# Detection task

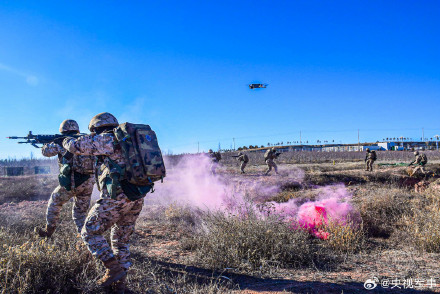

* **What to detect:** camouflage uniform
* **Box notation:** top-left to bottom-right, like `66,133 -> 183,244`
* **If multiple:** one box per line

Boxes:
208,150 -> 220,175
63,132 -> 145,271
41,143 -> 95,234
38,120 -> 95,237
364,149 -> 377,172
410,152 -> 427,176
237,153 -> 249,173
264,148 -> 279,175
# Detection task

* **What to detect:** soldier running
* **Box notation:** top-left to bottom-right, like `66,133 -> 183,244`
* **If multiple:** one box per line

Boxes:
408,151 -> 428,176
364,148 -> 377,172
264,147 -> 280,175
35,120 -> 95,238
236,152 -> 249,174
63,112 -> 156,292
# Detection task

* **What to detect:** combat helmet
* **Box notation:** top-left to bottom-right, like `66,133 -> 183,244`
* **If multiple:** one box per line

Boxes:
271,147 -> 276,152
208,149 -> 213,153
88,112 -> 119,132
59,119 -> 79,134
414,151 -> 419,156
366,148 -> 370,152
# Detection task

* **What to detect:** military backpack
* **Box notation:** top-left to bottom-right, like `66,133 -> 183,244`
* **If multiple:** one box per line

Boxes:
113,123 -> 166,186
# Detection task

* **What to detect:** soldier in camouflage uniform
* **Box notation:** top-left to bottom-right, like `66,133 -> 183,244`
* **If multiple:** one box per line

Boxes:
63,112 -> 151,292
36,120 -> 95,238
409,151 -> 428,176
236,152 -> 249,174
208,149 -> 221,175
264,147 -> 279,175
364,148 -> 377,172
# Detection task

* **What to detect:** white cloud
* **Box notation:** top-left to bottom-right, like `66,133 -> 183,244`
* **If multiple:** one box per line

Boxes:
0,62 -> 39,86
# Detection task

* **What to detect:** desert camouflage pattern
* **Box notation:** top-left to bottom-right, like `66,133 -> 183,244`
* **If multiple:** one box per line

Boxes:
414,153 -> 427,166
365,159 -> 374,172
63,133 -> 125,193
237,154 -> 249,163
240,161 -> 248,173
81,194 -> 144,269
366,152 -> 376,160
42,142 -> 95,174
41,142 -> 95,233
42,143 -> 64,158
237,154 -> 249,173
409,153 -> 428,176
411,165 -> 426,176
59,119 -> 80,133
88,112 -> 119,131
63,133 -> 147,270
114,123 -> 166,185
365,151 -> 376,172
46,177 -> 94,233
264,158 -> 278,175
264,149 -> 277,161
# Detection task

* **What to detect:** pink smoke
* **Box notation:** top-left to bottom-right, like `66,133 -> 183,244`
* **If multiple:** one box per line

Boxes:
152,155 -> 360,240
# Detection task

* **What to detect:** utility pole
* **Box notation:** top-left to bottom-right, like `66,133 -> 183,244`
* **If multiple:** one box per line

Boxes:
422,128 -> 424,141
300,131 -> 302,145
233,138 -> 235,150
358,129 -> 360,152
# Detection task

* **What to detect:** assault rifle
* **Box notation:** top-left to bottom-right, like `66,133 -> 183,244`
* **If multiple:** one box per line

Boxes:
231,155 -> 240,158
275,152 -> 281,158
7,131 -> 85,148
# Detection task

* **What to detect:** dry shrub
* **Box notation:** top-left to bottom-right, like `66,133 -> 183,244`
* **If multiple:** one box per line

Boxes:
402,180 -> 440,252
164,203 -> 199,226
0,203 -> 234,293
356,185 -> 412,238
323,219 -> 365,254
185,208 -> 338,272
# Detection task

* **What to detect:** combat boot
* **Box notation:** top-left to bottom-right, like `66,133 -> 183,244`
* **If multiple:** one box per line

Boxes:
35,225 -> 55,238
98,257 -> 126,288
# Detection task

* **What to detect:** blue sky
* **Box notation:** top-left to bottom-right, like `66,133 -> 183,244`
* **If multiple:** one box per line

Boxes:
0,0 -> 439,158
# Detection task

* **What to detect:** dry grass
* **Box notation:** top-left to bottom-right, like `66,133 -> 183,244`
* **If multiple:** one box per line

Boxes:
355,185 -> 413,238
323,219 -> 365,254
2,160 -> 440,292
0,203 -> 235,294
0,175 -> 58,204
183,208 -> 342,273
402,179 -> 440,253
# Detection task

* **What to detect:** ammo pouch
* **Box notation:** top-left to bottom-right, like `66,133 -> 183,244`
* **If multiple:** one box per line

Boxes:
58,164 -> 72,191
99,158 -> 153,201
58,164 -> 91,191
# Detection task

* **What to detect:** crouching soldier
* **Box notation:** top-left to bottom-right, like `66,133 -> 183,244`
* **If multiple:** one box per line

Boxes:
409,151 -> 428,176
264,147 -> 280,175
63,112 -> 164,292
236,152 -> 249,174
36,119 -> 94,238
364,148 -> 377,172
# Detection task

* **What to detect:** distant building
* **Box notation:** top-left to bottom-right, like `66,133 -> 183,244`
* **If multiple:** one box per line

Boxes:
34,166 -> 51,174
5,167 -> 24,176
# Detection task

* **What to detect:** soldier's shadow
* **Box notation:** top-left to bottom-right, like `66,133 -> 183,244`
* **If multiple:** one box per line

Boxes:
128,253 -> 435,293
